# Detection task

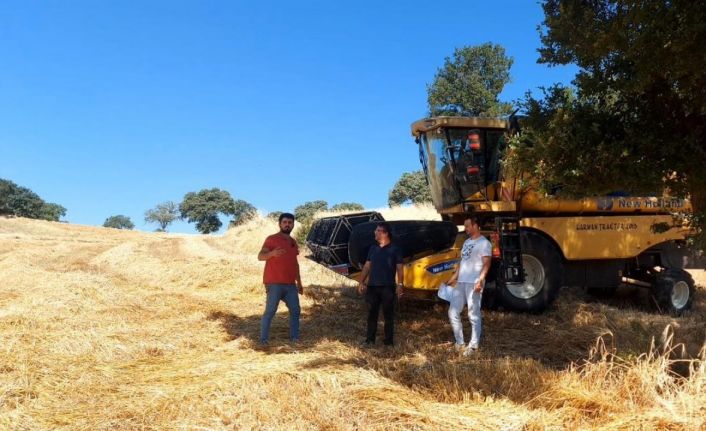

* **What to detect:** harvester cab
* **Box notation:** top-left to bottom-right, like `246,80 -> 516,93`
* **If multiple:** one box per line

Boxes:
414,117 -> 509,213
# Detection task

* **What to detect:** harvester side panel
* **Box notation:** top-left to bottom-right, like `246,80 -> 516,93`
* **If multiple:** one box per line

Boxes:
520,215 -> 688,260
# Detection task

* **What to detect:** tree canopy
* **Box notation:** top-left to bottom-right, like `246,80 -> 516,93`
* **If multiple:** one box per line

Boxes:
294,200 -> 328,222
38,203 -> 67,222
427,43 -> 513,117
331,202 -> 364,212
388,171 -> 432,207
145,201 -> 179,232
180,188 -> 234,234
228,199 -> 257,227
266,211 -> 283,220
0,178 -> 66,221
103,215 -> 134,230
508,0 -> 706,236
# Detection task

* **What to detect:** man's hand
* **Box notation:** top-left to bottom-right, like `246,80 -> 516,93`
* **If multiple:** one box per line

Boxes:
270,247 -> 286,258
474,280 -> 484,293
448,275 -> 458,286
396,285 -> 404,299
296,280 -> 303,295
358,282 -> 367,295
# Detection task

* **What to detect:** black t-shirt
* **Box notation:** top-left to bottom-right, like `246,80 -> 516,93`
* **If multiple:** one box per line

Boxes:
366,243 -> 403,287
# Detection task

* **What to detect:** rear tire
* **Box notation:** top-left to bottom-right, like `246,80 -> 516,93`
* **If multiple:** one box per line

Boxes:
498,230 -> 563,312
651,268 -> 694,316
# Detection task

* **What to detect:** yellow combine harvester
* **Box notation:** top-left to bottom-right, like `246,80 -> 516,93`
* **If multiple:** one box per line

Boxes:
307,116 -> 703,315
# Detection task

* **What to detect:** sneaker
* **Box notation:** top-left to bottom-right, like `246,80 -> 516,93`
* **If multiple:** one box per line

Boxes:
361,339 -> 374,348
453,343 -> 465,352
463,346 -> 478,357
290,338 -> 300,344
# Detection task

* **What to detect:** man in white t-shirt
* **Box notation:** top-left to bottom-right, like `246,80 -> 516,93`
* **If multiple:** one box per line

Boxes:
446,216 -> 492,356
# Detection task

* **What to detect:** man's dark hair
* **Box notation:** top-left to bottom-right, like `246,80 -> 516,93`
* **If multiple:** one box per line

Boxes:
377,222 -> 393,241
464,215 -> 480,225
279,212 -> 295,223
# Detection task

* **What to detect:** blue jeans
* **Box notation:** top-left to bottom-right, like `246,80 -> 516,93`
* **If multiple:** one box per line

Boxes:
260,284 -> 300,343
448,282 -> 482,348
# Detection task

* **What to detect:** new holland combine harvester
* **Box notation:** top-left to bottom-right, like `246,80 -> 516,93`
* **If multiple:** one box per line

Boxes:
307,116 -> 703,315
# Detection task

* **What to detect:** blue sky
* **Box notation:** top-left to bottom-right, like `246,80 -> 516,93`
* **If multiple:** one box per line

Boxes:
0,1 -> 577,233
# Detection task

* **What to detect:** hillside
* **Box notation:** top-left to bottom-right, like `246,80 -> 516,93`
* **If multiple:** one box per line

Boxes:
1,210 -> 705,430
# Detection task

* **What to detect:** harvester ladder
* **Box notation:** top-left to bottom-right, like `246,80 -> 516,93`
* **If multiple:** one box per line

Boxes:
496,217 -> 525,284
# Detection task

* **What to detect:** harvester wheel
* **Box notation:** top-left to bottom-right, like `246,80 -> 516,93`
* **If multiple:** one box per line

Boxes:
498,230 -> 563,312
650,268 -> 694,316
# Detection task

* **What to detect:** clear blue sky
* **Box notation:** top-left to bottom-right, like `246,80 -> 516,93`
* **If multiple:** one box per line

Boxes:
0,1 -> 577,233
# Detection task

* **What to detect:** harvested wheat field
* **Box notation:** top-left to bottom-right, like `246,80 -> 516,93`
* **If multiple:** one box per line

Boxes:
1,208 -> 705,430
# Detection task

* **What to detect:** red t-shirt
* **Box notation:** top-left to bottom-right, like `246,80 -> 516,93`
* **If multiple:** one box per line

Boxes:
262,233 -> 300,284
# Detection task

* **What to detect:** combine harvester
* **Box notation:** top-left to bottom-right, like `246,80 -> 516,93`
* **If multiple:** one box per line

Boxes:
307,116 -> 703,315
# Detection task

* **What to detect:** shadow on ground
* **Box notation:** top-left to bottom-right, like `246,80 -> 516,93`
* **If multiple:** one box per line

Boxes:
207,283 -> 706,404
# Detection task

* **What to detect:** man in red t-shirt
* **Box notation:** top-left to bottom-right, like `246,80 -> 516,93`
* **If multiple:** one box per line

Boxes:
257,212 -> 303,345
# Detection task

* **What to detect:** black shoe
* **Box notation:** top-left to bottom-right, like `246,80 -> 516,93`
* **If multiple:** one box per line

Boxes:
361,339 -> 374,347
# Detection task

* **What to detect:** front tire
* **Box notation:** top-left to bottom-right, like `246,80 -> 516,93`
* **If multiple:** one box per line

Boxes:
651,268 -> 694,316
498,230 -> 563,312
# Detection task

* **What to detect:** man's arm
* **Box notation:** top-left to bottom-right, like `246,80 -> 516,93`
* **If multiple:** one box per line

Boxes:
258,245 -> 285,261
475,256 -> 492,292
447,243 -> 465,285
357,261 -> 371,294
257,246 -> 270,261
447,262 -> 460,286
396,263 -> 404,298
295,260 -> 303,294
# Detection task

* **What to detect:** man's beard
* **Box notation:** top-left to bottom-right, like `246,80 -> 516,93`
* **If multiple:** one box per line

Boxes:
280,227 -> 292,235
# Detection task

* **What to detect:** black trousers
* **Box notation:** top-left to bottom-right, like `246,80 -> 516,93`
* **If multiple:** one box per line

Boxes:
365,285 -> 395,345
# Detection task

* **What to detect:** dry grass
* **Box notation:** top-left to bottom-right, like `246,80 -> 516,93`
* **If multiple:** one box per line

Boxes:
1,210 -> 705,430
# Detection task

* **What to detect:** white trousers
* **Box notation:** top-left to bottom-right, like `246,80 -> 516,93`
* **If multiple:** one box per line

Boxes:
447,282 -> 482,348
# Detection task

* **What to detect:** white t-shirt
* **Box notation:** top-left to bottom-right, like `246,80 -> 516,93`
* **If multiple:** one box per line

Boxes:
458,235 -> 492,283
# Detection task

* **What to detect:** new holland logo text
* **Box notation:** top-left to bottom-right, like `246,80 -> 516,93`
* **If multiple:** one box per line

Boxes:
426,260 -> 458,274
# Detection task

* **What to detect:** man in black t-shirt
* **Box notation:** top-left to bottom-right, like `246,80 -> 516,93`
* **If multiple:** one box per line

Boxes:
357,222 -> 404,346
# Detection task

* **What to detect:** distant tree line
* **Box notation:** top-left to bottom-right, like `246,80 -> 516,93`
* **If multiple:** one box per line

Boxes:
1,176 -> 429,235
103,188 -> 257,233
138,188 -> 255,234
0,178 -> 66,221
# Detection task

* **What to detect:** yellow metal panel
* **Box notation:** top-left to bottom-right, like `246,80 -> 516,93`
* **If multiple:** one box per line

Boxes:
403,234 -> 465,290
466,201 -> 517,212
438,204 -> 465,215
520,191 -> 691,214
521,215 -> 689,260
403,250 -> 459,290
439,201 -> 517,214
411,116 -> 508,136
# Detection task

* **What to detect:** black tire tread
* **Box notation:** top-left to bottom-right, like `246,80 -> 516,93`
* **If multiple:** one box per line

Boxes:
498,229 -> 564,312
651,268 -> 695,316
